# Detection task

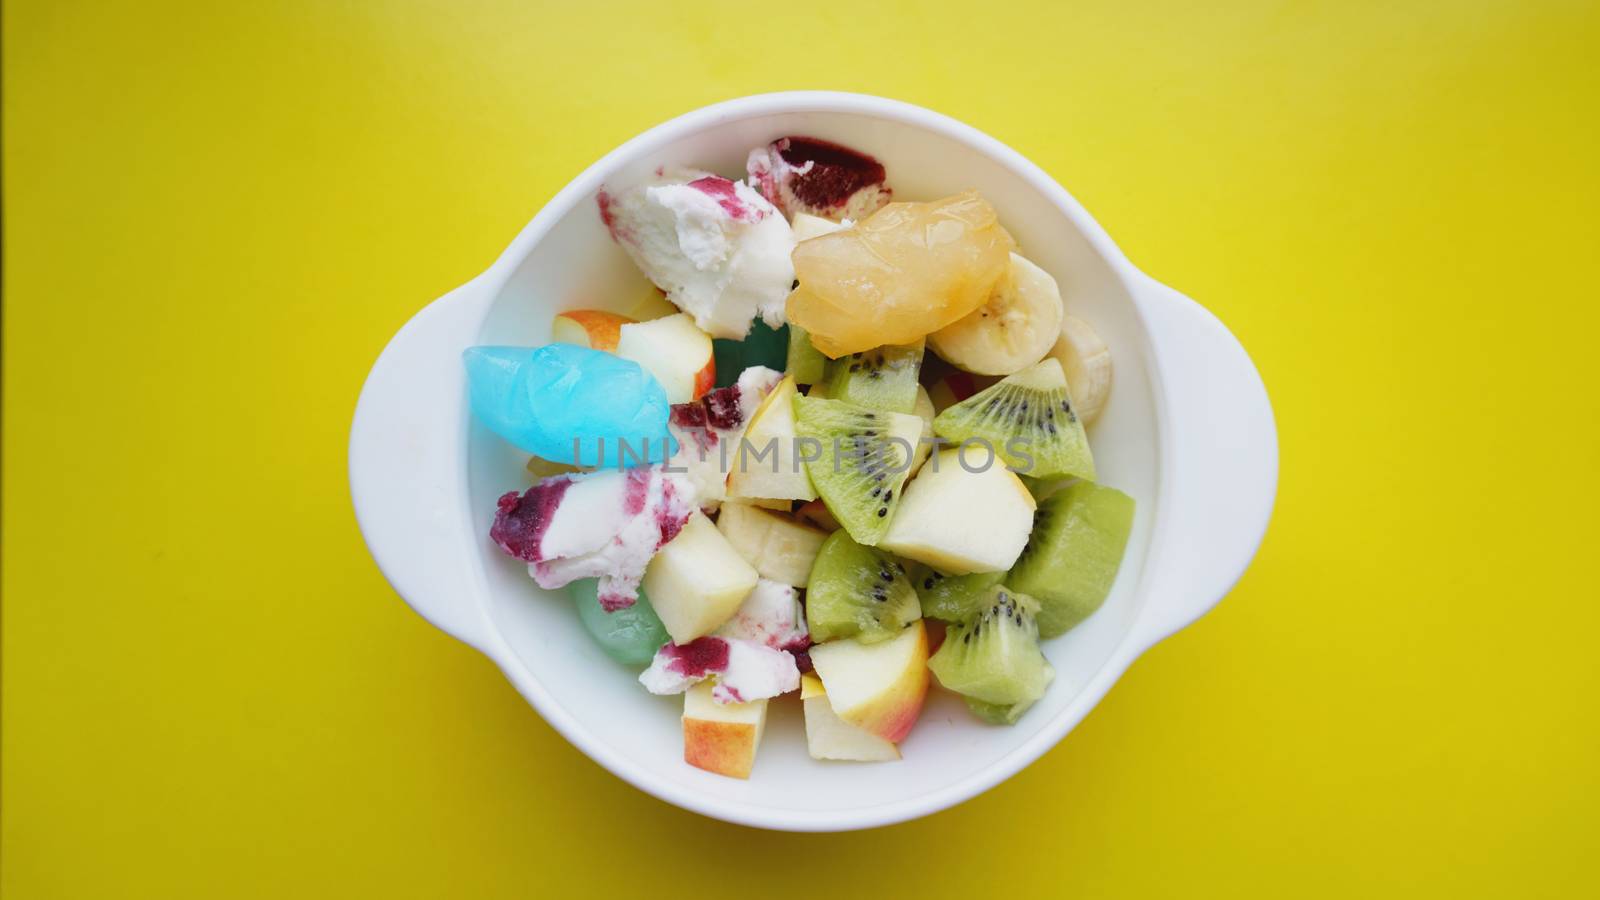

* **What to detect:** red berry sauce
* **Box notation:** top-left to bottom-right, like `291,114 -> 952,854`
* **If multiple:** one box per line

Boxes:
597,588 -> 636,613
656,478 -> 687,547
596,190 -> 617,233
489,476 -> 574,562
661,636 -> 731,678
621,467 -> 651,516
781,635 -> 814,674
669,403 -> 714,454
687,175 -> 762,222
773,136 -> 888,212
699,383 -> 745,431
596,189 -> 632,244
669,403 -> 709,430
669,383 -> 745,453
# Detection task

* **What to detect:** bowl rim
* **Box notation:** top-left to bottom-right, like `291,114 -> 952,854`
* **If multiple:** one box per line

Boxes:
354,90 -> 1270,831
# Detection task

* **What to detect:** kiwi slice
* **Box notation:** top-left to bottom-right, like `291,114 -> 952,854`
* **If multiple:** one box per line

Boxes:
927,585 -> 1054,709
806,530 -> 922,643
1007,480 -> 1135,638
964,697 -> 1033,725
787,324 -> 828,385
1018,474 -> 1072,502
793,395 -> 923,545
912,568 -> 1006,622
822,340 -> 924,413
931,358 -> 1094,481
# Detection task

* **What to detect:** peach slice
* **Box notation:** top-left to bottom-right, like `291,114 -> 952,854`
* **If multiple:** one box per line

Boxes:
788,191 -> 1015,357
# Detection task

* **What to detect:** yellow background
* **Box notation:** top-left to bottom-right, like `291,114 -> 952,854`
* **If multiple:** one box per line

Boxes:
5,0 -> 1597,895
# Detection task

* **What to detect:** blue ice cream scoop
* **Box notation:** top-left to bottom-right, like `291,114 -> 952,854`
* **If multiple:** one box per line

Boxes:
463,344 -> 673,467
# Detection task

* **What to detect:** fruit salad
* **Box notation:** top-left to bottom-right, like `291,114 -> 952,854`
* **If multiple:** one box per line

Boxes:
466,137 -> 1133,780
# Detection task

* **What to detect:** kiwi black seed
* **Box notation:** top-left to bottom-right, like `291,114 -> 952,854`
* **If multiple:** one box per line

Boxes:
794,396 -> 923,545
932,358 -> 1096,481
914,569 -> 1008,622
822,340 -> 924,414
926,585 -> 1054,714
806,529 -> 923,643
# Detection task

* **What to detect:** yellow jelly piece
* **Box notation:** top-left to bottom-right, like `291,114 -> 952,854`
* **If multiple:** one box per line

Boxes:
787,190 -> 1015,358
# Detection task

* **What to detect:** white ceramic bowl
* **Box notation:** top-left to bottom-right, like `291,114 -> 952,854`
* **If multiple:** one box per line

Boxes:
349,92 -> 1277,831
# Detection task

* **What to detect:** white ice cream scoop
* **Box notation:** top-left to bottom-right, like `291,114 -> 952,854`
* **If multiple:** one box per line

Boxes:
598,168 -> 794,340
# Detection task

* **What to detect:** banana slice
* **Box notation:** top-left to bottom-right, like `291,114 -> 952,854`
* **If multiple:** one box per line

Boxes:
1047,315 -> 1113,424
926,253 -> 1063,376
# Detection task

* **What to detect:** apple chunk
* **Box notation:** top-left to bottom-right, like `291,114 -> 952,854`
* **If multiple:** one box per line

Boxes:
801,674 -> 900,762
616,312 -> 715,403
551,309 -> 634,352
808,621 -> 929,743
725,375 -> 817,502
682,682 -> 768,779
716,502 -> 828,587
790,212 -> 848,242
641,512 -> 758,644
878,449 -> 1036,574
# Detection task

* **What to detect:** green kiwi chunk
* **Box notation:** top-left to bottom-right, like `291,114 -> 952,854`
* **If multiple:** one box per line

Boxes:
1007,480 -> 1135,638
806,530 -> 922,643
822,340 -> 924,413
1018,474 -> 1073,502
912,567 -> 1006,622
787,324 -> 828,385
931,358 -> 1094,480
793,395 -> 923,545
964,697 -> 1033,725
927,585 -> 1054,708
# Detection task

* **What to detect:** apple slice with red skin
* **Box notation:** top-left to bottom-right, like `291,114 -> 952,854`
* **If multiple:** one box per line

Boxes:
617,313 -> 715,403
551,309 -> 634,352
801,674 -> 900,762
682,682 -> 767,779
808,620 -> 930,743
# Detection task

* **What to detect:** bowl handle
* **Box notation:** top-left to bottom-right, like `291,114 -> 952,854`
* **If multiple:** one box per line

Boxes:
1128,274 -> 1278,647
349,275 -> 499,651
